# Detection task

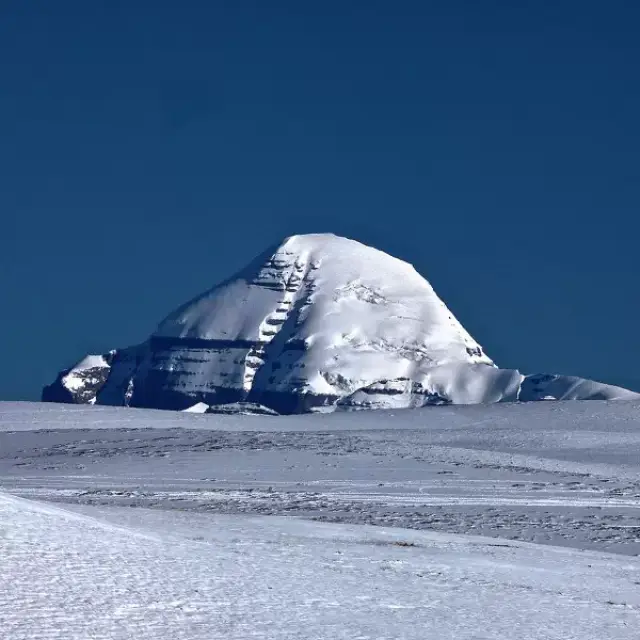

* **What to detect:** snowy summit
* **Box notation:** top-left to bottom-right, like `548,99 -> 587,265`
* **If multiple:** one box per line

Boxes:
43,233 -> 638,413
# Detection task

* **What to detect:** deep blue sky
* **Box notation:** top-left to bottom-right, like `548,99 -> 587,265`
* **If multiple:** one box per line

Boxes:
2,0 -> 639,400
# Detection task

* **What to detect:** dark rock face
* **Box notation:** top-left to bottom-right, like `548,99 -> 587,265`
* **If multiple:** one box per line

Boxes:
41,338 -> 336,414
96,345 -> 147,407
42,337 -> 347,414
126,337 -> 251,410
93,336 -> 339,413
41,376 -> 76,404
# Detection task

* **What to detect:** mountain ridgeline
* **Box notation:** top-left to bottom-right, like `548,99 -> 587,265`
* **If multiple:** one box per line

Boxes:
43,234 -> 639,414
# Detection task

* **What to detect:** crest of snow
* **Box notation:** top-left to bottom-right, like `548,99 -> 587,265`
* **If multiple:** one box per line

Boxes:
73,355 -> 109,370
182,402 -> 210,413
62,354 -> 110,392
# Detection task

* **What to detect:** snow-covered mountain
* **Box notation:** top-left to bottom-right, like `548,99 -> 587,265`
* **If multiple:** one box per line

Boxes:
43,234 -> 639,413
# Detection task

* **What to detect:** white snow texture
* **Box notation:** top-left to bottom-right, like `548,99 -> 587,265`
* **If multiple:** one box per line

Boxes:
1,400 -> 640,639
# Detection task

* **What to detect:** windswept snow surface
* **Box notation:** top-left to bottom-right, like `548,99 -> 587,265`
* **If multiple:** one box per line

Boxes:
2,493 -> 639,640
1,401 -> 640,638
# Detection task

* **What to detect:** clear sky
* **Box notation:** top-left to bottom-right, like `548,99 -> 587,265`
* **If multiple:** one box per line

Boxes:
2,0 -> 639,400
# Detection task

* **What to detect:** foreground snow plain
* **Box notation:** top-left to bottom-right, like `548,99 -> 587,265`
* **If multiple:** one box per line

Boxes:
1,400 -> 640,638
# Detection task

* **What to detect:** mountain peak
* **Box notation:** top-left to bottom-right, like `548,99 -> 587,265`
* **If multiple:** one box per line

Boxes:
154,232 -> 490,371
43,234 -> 639,413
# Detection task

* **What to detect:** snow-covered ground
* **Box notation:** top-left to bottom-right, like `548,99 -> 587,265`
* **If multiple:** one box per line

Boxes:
2,493 -> 639,640
1,400 -> 639,638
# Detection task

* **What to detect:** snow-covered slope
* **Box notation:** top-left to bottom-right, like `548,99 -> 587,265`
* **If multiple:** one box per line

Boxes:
2,492 -> 639,640
157,233 -> 491,364
4,399 -> 640,556
43,234 -> 639,412
337,365 -> 640,409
